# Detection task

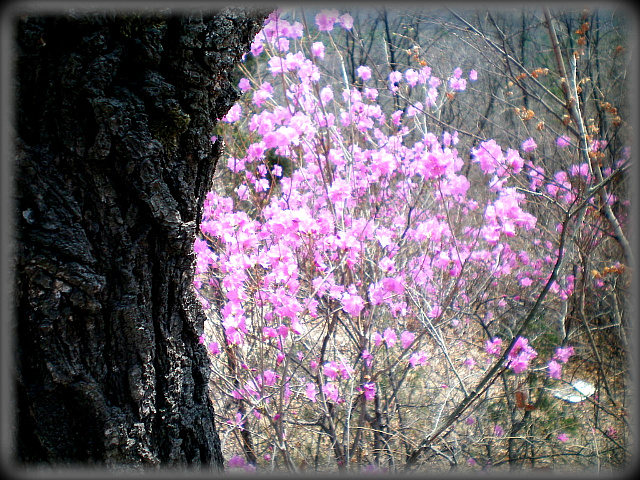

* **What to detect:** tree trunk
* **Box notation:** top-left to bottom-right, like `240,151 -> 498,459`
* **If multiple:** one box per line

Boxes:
13,7 -> 269,469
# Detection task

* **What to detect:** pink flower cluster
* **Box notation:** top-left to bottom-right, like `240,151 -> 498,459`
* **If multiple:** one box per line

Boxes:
547,345 -> 575,379
315,9 -> 353,32
506,337 -> 538,374
192,10 -> 621,459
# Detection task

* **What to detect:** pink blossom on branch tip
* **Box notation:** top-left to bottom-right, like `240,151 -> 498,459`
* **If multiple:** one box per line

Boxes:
357,65 -> 372,82
556,135 -> 571,148
311,41 -> 325,59
341,290 -> 365,316
485,337 -> 502,356
315,9 -> 340,32
521,137 -> 537,152
338,13 -> 354,29
408,351 -> 428,367
305,382 -> 317,402
362,382 -> 376,401
322,382 -> 340,402
553,345 -> 574,363
228,455 -> 246,468
238,78 -> 251,92
383,327 -> 397,348
208,342 -> 221,355
507,336 -> 537,374
400,330 -> 415,349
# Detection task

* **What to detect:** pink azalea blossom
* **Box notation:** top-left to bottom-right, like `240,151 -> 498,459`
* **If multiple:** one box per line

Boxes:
391,110 -> 403,126
341,290 -> 365,316
388,70 -> 403,92
338,13 -> 354,29
316,9 -> 340,32
290,21 -> 304,38
263,129 -> 291,149
364,87 -> 378,100
290,318 -> 306,335
250,36 -> 264,57
275,37 -> 289,52
448,76 -> 467,91
262,326 -> 277,339
362,382 -> 376,401
521,137 -> 537,152
238,78 -> 251,92
485,337 -> 502,356
268,55 -> 286,75
405,68 -> 419,87
507,336 -> 538,374
320,85 -> 333,105
228,455 -> 246,468
505,149 -> 524,173
357,65 -> 372,82
556,135 -> 571,148
262,369 -> 277,386
221,103 -> 242,123
311,41 -> 325,58
408,351 -> 428,367
361,349 -> 373,367
189,13 -> 621,459
277,324 -> 289,338
520,277 -> 533,287
383,327 -> 397,348
406,102 -> 423,117
472,139 -> 503,175
339,360 -> 354,379
323,362 -> 339,380
400,330 -> 415,349
547,360 -> 562,379
305,382 -> 317,402
428,304 -> 442,318
553,345 -> 575,363
253,82 -> 273,106
323,382 -> 339,402
208,342 -> 221,355
378,256 -> 395,273
231,390 -> 244,400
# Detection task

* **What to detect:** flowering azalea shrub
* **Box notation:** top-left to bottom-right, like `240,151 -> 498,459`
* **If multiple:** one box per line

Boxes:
194,8 -> 630,473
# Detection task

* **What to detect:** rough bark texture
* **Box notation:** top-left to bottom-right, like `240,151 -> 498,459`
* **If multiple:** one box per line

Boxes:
14,7 -> 269,469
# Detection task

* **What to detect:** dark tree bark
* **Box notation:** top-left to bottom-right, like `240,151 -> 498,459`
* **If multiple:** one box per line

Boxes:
13,7 -> 269,469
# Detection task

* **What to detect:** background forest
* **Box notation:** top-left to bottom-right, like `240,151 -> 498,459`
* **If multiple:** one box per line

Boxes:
193,5 -> 633,474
